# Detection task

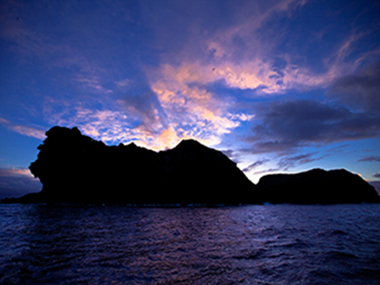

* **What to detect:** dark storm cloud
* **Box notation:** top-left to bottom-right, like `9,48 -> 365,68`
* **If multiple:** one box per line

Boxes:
373,173 -> 380,179
330,62 -> 380,112
247,99 -> 380,154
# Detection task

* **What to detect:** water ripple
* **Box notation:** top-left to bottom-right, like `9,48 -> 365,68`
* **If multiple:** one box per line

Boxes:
0,204 -> 380,284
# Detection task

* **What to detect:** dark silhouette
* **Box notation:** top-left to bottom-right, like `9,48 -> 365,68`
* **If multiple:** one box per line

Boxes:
1,126 -> 379,205
256,168 -> 380,204
2,126 -> 258,205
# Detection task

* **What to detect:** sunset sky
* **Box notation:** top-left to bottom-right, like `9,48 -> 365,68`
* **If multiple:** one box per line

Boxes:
1,0 -> 380,198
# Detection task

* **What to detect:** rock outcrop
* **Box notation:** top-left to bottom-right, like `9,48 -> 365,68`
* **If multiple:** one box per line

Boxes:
256,168 -> 380,204
3,126 -> 258,205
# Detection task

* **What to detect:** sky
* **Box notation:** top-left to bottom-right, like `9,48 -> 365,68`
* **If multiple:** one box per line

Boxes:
1,0 -> 380,198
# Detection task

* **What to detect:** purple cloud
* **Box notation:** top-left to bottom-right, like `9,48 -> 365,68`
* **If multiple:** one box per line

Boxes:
119,90 -> 166,133
330,62 -> 380,112
358,156 -> 380,162
242,159 -> 270,172
246,99 -> 380,154
252,168 -> 280,176
277,153 -> 324,170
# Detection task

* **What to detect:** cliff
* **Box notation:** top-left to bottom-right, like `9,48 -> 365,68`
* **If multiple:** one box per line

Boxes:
256,168 -> 380,204
3,126 -> 258,205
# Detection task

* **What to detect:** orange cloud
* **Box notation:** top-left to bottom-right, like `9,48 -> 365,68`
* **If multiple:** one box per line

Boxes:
153,125 -> 181,150
149,62 -> 253,148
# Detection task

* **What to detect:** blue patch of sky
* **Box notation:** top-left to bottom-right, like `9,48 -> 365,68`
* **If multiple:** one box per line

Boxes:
264,0 -> 377,73
0,127 -> 41,169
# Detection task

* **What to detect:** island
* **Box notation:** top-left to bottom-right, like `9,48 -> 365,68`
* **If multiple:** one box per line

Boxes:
1,126 -> 379,205
256,168 -> 380,204
2,126 -> 259,205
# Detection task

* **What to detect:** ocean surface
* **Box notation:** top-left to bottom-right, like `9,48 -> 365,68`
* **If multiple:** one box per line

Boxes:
0,204 -> 379,285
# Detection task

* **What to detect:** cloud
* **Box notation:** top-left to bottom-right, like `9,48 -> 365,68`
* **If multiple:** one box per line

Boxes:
374,173 -> 380,179
6,0 -> 379,157
139,0 -> 337,110
252,168 -> 281,176
138,0 -> 377,124
75,74 -> 113,94
119,90 -> 165,133
0,168 -> 41,199
197,0 -> 380,99
148,63 -> 254,148
0,168 -> 34,178
196,0 -> 353,95
242,159 -> 270,172
358,156 -> 380,163
43,100 -> 245,151
115,79 -> 131,88
35,57 -> 255,151
330,62 -> 380,112
47,107 -> 134,145
246,99 -> 380,154
0,118 -> 45,140
208,61 -> 334,94
277,153 -> 324,170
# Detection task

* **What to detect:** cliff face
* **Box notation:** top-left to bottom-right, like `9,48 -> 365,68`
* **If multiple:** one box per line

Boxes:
257,168 -> 380,204
23,126 -> 258,205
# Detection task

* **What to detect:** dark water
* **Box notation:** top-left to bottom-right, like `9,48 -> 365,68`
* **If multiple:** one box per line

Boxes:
1,204 -> 379,284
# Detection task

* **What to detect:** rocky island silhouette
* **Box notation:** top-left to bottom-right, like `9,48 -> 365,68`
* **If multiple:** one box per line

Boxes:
2,126 -> 379,205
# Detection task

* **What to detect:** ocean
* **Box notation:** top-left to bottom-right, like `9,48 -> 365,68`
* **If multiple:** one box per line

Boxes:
1,203 -> 379,284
